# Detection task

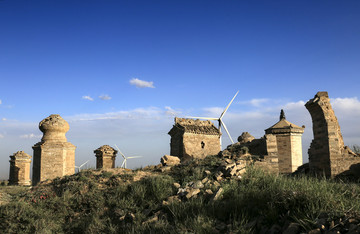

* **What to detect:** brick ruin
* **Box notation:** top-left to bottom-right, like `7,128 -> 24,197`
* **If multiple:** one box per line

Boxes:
8,151 -> 32,186
306,91 -> 360,177
32,114 -> 76,185
94,145 -> 117,169
220,110 -> 304,174
168,118 -> 221,161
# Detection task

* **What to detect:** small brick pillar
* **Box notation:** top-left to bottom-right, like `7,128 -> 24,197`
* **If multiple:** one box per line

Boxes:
32,114 -> 76,185
94,145 -> 117,169
8,151 -> 32,186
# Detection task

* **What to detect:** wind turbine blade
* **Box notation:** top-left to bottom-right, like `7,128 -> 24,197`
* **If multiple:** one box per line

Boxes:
186,116 -> 219,120
121,159 -> 126,168
80,160 -> 89,168
114,144 -> 126,158
127,156 -> 142,159
220,91 -> 239,119
221,120 -> 234,144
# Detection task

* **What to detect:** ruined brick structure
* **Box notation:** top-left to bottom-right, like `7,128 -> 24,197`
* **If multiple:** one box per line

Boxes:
32,114 -> 76,185
265,110 -> 305,173
306,92 -> 360,177
8,151 -> 32,186
94,145 -> 117,169
168,118 -> 221,161
220,110 -> 304,174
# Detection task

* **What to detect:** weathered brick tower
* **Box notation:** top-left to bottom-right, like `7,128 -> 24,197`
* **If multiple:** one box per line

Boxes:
94,145 -> 117,169
32,114 -> 76,185
8,151 -> 32,186
265,110 -> 305,173
168,118 -> 221,161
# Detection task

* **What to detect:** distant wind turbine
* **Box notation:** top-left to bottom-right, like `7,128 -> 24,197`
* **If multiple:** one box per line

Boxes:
114,144 -> 142,169
187,91 -> 239,147
75,160 -> 89,173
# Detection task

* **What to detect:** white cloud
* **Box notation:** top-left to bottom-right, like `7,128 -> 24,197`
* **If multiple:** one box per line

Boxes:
165,106 -> 180,116
238,98 -> 270,107
202,107 -> 224,117
66,107 -> 167,122
99,95 -> 112,100
331,97 -> 360,116
0,134 -> 4,138
1,118 -> 6,121
82,95 -> 94,101
129,78 -> 155,88
20,133 -> 42,139
0,99 -> 2,104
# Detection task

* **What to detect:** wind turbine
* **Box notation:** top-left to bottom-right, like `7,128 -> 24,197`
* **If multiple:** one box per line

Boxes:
75,160 -> 89,173
187,91 -> 239,148
114,144 -> 142,169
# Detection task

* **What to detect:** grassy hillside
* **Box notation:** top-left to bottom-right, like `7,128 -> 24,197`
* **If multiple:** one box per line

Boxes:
1,155 -> 360,233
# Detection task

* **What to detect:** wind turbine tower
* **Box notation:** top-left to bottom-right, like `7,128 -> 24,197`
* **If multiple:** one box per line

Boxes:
114,144 -> 142,169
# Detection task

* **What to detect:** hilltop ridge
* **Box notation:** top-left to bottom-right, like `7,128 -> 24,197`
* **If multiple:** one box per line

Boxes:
1,154 -> 360,233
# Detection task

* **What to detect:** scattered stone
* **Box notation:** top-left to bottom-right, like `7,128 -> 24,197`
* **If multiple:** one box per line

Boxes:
210,187 -> 223,202
193,180 -> 204,189
166,195 -> 181,203
213,181 -> 221,187
177,188 -> 187,196
160,155 -> 181,166
225,158 -> 233,164
214,171 -> 223,181
204,170 -> 211,176
205,189 -> 213,195
185,188 -> 201,199
160,166 -> 172,172
173,182 -> 181,189
142,215 -> 158,224
201,177 -> 208,184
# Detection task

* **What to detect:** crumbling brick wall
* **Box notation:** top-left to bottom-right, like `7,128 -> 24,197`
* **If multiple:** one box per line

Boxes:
305,92 -> 360,177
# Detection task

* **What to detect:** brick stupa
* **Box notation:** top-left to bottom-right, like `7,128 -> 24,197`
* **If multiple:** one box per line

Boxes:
8,151 -> 32,186
32,114 -> 76,185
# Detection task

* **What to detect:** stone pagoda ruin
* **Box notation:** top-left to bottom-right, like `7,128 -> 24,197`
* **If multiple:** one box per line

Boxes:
306,91 -> 360,177
265,110 -> 305,173
168,117 -> 221,161
8,151 -> 32,186
220,110 -> 304,174
94,145 -> 118,169
32,114 -> 76,185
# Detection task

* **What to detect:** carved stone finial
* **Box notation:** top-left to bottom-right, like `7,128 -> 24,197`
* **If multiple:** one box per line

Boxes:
39,114 -> 69,142
280,109 -> 286,120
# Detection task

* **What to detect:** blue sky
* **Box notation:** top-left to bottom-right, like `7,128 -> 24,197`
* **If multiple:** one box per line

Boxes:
1,1 -> 360,179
